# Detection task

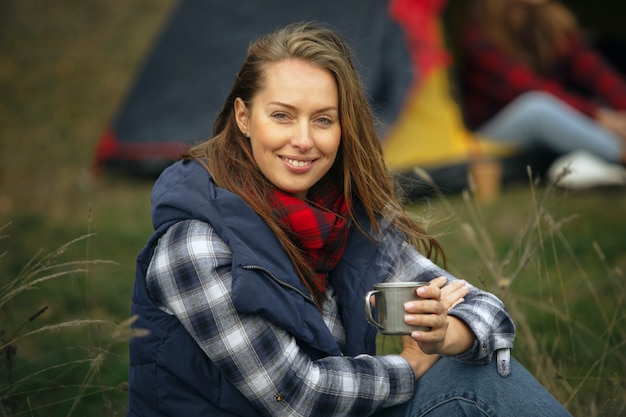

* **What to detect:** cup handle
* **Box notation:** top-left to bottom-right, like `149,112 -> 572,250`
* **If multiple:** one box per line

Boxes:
364,290 -> 384,330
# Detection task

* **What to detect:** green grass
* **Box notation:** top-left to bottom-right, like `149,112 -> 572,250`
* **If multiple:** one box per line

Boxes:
381,184 -> 626,415
1,1 -> 625,416
428,185 -> 625,414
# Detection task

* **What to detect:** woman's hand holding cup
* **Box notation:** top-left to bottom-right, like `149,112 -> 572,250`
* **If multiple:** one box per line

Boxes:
400,277 -> 475,378
402,277 -> 466,352
365,277 -> 475,379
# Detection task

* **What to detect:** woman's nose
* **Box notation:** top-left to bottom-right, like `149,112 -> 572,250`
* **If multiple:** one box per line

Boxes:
290,122 -> 314,151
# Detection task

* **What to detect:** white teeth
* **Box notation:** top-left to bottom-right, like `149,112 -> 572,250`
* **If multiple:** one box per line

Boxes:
283,157 -> 312,167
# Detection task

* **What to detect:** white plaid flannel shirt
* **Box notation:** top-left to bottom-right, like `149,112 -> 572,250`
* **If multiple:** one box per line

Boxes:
146,219 -> 515,416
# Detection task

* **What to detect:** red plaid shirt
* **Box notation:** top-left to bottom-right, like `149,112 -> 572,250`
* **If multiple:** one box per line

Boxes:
459,24 -> 626,130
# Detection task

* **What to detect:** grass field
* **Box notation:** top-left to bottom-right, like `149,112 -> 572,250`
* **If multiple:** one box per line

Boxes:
1,2 -> 625,416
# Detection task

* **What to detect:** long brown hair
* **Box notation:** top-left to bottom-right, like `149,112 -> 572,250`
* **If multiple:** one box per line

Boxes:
183,22 -> 443,307
469,0 -> 577,73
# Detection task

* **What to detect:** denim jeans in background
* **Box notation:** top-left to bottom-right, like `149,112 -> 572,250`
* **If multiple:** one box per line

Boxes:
375,356 -> 573,417
477,91 -> 624,163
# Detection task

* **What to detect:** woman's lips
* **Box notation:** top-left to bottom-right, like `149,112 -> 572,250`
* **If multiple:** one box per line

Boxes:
281,156 -> 315,168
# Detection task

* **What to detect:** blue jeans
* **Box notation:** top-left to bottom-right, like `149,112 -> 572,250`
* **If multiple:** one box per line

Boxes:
477,91 -> 624,163
375,356 -> 572,417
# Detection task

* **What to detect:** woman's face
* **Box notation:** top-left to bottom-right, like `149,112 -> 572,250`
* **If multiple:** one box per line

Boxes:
235,59 -> 341,199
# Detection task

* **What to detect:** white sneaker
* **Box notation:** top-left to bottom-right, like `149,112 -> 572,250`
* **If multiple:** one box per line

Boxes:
547,150 -> 626,190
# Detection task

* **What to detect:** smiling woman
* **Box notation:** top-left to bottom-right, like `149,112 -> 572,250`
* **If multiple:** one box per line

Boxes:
233,59 -> 341,199
127,22 -> 573,417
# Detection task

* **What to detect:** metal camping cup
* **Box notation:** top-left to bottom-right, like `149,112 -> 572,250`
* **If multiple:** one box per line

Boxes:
364,282 -> 429,335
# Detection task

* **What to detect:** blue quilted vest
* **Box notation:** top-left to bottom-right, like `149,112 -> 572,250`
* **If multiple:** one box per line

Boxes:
127,160 -> 389,416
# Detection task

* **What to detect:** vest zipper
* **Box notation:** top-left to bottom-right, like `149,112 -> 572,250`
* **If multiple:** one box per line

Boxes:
242,264 -> 316,304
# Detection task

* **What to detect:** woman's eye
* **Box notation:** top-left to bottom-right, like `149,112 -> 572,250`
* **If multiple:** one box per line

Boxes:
271,112 -> 290,121
317,116 -> 333,125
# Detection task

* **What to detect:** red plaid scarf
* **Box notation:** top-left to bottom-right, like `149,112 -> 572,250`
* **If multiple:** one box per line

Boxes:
270,182 -> 350,293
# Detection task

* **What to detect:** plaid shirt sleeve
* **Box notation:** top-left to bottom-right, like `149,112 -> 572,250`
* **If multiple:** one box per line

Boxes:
460,25 -> 626,127
559,34 -> 626,112
146,219 -> 415,417
385,240 -> 516,364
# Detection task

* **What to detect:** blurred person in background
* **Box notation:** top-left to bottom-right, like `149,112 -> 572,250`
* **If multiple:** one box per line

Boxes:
457,0 -> 626,188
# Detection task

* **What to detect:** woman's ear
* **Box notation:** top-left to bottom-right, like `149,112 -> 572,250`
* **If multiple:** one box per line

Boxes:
234,98 -> 249,137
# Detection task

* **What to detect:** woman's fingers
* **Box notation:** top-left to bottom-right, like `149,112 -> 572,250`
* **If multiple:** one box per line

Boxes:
441,280 -> 470,311
411,277 -> 469,310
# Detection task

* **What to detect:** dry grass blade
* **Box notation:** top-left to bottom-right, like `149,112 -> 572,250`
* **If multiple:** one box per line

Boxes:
0,320 -> 110,352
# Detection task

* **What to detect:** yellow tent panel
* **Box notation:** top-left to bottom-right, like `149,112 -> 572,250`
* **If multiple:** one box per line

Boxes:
382,59 -> 517,172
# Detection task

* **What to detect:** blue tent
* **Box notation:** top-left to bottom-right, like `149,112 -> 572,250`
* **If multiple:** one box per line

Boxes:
93,0 -> 412,176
